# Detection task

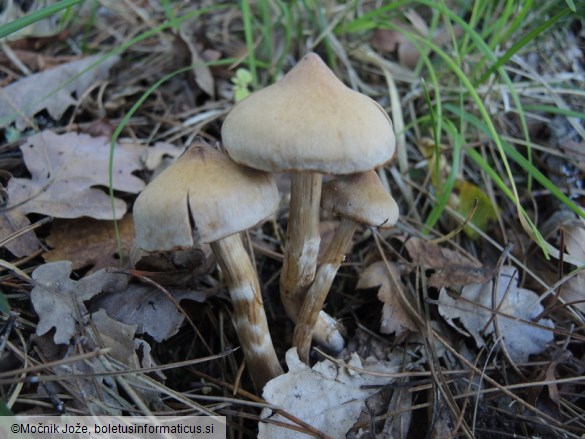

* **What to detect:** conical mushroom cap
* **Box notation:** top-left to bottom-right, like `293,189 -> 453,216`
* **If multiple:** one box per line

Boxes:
321,171 -> 399,228
134,142 -> 279,251
222,53 -> 395,174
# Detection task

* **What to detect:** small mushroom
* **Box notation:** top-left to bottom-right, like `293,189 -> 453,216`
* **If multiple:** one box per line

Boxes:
133,141 -> 283,389
222,53 -> 395,344
293,171 -> 399,362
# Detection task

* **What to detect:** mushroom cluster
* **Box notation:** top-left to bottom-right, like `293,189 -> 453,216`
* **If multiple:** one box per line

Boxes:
132,52 -> 398,391
222,53 -> 399,362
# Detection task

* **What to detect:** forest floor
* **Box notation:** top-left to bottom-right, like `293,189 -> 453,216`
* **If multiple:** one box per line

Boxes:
0,1 -> 584,438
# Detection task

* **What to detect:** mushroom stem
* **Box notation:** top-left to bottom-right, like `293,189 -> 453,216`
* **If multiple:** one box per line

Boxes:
280,173 -> 322,317
293,218 -> 358,363
210,234 -> 284,389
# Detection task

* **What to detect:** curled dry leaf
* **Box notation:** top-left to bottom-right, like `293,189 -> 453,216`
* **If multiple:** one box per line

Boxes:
0,55 -> 119,129
259,348 -> 400,439
438,265 -> 554,362
357,261 -> 417,336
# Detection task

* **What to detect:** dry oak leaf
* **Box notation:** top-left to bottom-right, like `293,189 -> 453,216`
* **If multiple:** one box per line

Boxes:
31,261 -> 128,344
438,265 -> 554,362
404,237 -> 492,288
5,130 -> 144,220
89,284 -> 206,342
357,261 -> 417,336
259,349 -> 400,439
43,216 -> 135,274
0,54 -> 119,129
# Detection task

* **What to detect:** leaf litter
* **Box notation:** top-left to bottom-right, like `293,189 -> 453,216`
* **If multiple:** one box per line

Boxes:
438,264 -> 554,363
259,348 -> 410,439
0,55 -> 120,129
0,3 -> 583,437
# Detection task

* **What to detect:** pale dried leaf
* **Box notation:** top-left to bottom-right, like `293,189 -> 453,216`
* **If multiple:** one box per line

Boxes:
561,275 -> 585,313
438,265 -> 554,362
0,55 -> 119,129
0,0 -> 63,39
259,349 -> 399,439
5,130 -> 144,219
560,220 -> 585,312
31,261 -> 128,344
90,285 -> 206,342
357,261 -> 417,335
179,22 -> 215,98
91,309 -> 138,367
139,141 -> 186,171
0,210 -> 40,257
564,220 -> 585,262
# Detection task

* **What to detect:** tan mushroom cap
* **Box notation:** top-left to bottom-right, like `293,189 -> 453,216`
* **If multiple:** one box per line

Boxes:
222,52 -> 396,174
134,142 -> 279,251
321,171 -> 399,228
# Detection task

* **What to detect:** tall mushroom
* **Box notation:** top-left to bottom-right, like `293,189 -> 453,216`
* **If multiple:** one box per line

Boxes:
222,53 -> 395,344
133,141 -> 283,389
293,171 -> 399,362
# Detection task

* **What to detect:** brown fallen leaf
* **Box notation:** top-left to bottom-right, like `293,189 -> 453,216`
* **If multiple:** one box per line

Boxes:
0,54 -> 119,129
43,216 -> 135,273
405,237 -> 480,269
429,265 -> 495,289
357,261 -> 417,336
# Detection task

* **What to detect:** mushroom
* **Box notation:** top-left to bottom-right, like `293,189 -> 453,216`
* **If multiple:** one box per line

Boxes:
293,171 -> 399,362
221,53 -> 395,345
133,141 -> 283,389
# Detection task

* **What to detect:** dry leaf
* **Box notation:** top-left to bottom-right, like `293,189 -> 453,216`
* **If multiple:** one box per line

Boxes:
404,238 -> 491,288
44,216 -> 136,273
259,349 -> 399,438
91,308 -> 139,367
140,142 -> 186,171
6,130 -> 144,219
0,210 -> 41,257
31,261 -> 128,344
438,265 -> 554,362
178,21 -> 215,98
405,237 -> 481,269
357,261 -> 417,336
561,220 -> 585,312
0,55 -> 119,129
90,284 -> 206,342
0,0 -> 64,40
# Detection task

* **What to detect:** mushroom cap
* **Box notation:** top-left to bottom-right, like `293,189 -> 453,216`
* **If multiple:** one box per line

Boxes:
222,52 -> 395,174
134,141 -> 279,251
321,171 -> 399,228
